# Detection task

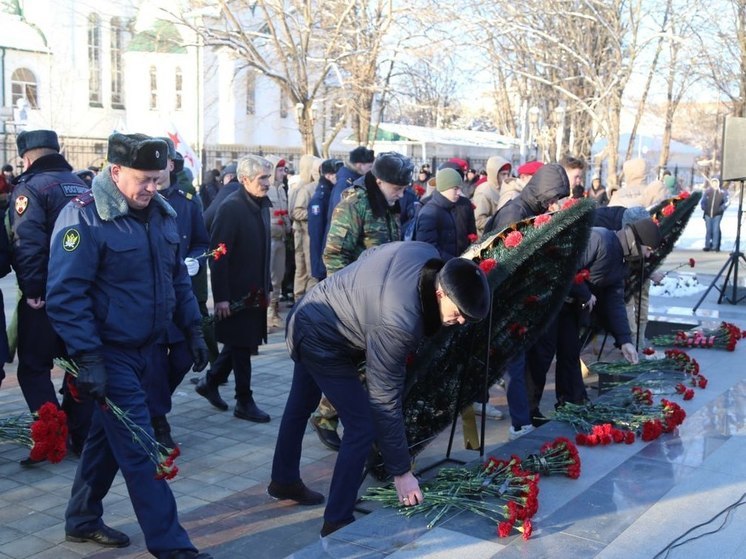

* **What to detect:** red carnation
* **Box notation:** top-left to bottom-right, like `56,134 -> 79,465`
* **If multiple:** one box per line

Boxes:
574,268 -> 590,284
688,258 -> 696,268
503,230 -> 523,248
562,198 -> 579,210
534,214 -> 552,228
661,203 -> 675,217
479,258 -> 497,273
467,233 -> 478,243
678,191 -> 691,199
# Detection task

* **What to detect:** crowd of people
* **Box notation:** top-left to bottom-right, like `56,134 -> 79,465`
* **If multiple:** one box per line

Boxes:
0,128 -> 682,555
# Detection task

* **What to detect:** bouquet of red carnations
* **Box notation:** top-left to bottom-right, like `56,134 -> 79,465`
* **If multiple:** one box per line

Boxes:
651,321 -> 745,351
0,402 -> 68,463
56,358 -> 179,480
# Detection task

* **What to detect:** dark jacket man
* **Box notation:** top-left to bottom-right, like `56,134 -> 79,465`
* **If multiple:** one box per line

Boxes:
9,129 -> 92,454
270,241 -> 491,538
415,174 -> 477,261
485,163 -> 571,234
46,133 -> 210,558
201,154 -> 273,424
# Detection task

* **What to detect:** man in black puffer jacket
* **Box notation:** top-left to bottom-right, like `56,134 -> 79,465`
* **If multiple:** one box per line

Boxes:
268,242 -> 491,538
484,157 -> 583,235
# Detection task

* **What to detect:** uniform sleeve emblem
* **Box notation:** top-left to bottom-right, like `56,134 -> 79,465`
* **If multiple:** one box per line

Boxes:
62,228 -> 81,251
15,195 -> 28,215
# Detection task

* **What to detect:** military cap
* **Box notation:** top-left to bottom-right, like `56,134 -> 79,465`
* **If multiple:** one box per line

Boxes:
157,136 -> 178,160
349,146 -> 375,164
372,152 -> 414,187
107,133 -> 168,171
17,129 -> 60,157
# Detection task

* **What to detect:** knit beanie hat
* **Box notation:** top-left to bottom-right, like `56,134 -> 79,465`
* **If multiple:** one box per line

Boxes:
436,168 -> 462,192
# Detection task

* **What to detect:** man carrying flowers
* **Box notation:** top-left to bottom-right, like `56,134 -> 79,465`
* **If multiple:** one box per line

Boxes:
46,133 -> 211,559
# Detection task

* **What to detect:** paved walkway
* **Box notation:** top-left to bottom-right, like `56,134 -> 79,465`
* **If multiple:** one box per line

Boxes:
1,247 -> 746,558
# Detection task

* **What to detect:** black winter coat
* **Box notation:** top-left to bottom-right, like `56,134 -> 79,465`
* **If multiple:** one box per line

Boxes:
287,241 -> 444,476
9,153 -> 89,298
209,188 -> 271,348
415,191 -> 476,260
577,227 -> 632,347
485,163 -> 570,234
203,180 -> 240,233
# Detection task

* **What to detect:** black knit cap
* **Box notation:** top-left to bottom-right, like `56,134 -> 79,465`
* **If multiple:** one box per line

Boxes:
372,152 -> 414,186
629,218 -> 662,249
437,258 -> 491,322
17,129 -> 60,156
107,133 -> 168,171
349,146 -> 375,164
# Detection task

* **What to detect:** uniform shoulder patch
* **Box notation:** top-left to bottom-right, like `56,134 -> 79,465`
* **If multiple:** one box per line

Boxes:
72,191 -> 95,208
176,189 -> 194,201
15,195 -> 28,215
62,228 -> 81,251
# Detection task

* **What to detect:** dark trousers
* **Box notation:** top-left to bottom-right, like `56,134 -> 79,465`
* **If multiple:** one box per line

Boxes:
206,345 -> 254,403
526,306 -> 587,407
526,316 -> 559,410
18,302 -> 92,444
143,341 -> 194,418
65,345 -> 195,558
271,356 -> 374,525
17,302 -> 64,411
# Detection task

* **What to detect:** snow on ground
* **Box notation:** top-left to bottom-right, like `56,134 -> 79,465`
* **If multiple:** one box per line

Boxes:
673,190 -> 742,251
649,273 -> 705,297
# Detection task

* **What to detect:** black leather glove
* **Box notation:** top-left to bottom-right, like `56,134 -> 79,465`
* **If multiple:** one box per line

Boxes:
187,326 -> 209,372
76,353 -> 107,403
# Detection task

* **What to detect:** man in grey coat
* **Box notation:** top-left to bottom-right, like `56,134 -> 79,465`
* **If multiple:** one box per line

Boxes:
268,241 -> 491,538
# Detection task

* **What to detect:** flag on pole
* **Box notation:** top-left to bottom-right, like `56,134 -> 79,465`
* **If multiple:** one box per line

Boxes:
165,123 -> 202,180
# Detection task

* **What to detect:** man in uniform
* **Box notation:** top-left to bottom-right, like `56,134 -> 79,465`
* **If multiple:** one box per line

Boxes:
269,242 -> 491,538
8,129 -> 92,460
46,133 -> 211,559
141,137 -> 210,450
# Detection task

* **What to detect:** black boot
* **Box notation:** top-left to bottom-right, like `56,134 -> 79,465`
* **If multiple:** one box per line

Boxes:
195,377 -> 229,411
152,416 -> 177,451
234,398 -> 270,423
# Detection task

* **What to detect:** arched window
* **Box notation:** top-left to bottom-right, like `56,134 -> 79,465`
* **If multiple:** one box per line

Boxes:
11,68 -> 38,109
111,17 -> 124,108
88,13 -> 102,106
149,66 -> 158,110
175,67 -> 183,110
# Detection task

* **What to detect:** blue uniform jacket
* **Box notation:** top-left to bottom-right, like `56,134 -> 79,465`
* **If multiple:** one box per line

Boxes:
46,167 -> 201,356
308,175 -> 334,280
160,181 -> 210,343
326,165 -> 361,235
9,153 -> 89,299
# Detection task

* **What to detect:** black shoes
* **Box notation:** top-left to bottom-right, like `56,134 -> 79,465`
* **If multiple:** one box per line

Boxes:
309,416 -> 342,451
195,377 -> 229,411
165,550 -> 214,559
320,518 -> 354,537
66,524 -> 130,547
530,409 -> 551,428
152,416 -> 178,450
268,480 -> 324,505
234,399 -> 270,423
19,455 -> 45,467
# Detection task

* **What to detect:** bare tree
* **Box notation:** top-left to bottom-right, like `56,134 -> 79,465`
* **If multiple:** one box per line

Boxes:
470,0 -> 654,186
